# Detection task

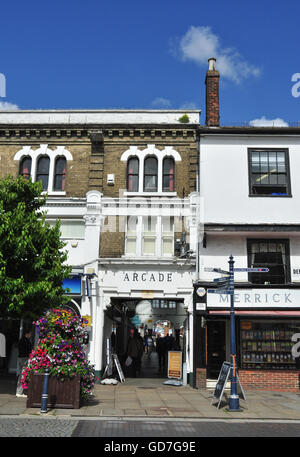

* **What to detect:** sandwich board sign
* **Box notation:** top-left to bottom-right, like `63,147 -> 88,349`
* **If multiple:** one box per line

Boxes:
112,354 -> 125,383
211,361 -> 246,410
167,351 -> 182,379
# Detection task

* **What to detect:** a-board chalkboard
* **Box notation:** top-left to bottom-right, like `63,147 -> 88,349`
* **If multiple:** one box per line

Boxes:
113,354 -> 125,383
211,362 -> 231,409
211,361 -> 247,410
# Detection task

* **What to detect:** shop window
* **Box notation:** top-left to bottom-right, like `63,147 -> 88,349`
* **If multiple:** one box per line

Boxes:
240,320 -> 300,370
247,239 -> 290,284
53,157 -> 66,191
127,157 -> 139,192
163,157 -> 175,191
36,156 -> 50,191
144,156 -> 158,192
19,156 -> 32,180
248,149 -> 291,196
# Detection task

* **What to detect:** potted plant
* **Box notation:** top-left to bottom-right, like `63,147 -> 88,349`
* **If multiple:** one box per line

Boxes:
22,308 -> 95,408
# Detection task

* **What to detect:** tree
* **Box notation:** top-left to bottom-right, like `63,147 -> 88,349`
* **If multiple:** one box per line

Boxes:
0,176 -> 72,319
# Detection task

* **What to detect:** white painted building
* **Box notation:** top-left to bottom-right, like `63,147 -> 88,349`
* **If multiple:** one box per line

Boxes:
195,127 -> 300,389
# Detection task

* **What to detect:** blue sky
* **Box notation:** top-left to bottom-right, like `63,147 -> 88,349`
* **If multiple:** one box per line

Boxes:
0,0 -> 300,126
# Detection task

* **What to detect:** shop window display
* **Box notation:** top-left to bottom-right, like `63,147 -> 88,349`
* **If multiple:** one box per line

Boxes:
240,320 -> 300,370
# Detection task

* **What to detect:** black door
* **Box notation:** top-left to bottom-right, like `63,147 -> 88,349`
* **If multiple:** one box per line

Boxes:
206,321 -> 226,379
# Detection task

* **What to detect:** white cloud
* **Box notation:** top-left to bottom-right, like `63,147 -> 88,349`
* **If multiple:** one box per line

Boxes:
0,101 -> 19,110
173,26 -> 260,83
179,102 -> 199,110
249,116 -> 289,127
151,97 -> 172,108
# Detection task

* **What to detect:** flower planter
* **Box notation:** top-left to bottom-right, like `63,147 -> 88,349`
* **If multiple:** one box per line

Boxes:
26,373 -> 81,409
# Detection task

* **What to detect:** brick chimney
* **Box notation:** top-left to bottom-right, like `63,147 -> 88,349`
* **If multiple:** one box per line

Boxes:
205,57 -> 220,126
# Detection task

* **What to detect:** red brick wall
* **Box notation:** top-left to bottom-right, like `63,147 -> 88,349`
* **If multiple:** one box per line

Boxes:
205,71 -> 220,127
238,369 -> 300,392
196,368 -> 207,389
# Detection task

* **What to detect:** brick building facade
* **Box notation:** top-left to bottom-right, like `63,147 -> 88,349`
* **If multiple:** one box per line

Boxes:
0,110 -> 201,382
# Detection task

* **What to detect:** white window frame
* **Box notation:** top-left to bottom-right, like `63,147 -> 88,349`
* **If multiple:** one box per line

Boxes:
121,144 -> 181,195
125,215 -> 174,257
14,144 -> 73,195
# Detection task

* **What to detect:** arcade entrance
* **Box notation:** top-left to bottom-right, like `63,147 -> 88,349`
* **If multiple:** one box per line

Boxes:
103,298 -> 187,380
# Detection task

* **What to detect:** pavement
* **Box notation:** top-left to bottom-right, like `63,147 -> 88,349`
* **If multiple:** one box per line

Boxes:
1,374 -> 300,421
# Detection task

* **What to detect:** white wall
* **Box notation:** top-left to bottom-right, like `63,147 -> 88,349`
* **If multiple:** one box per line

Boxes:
200,135 -> 300,224
200,233 -> 300,282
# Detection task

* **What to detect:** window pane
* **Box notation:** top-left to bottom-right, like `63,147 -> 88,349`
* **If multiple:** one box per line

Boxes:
37,157 -> 50,174
249,240 -> 288,284
143,216 -> 156,234
145,157 -> 157,174
127,216 -> 138,233
162,216 -> 174,234
126,237 -> 136,254
19,157 -> 32,179
55,157 -> 66,174
277,153 -> 286,172
143,237 -> 156,254
250,150 -> 289,195
162,237 -> 173,255
144,175 -> 157,191
127,157 -> 139,191
128,157 -> 139,174
260,152 -> 268,172
60,221 -> 85,238
36,156 -> 50,190
128,175 -> 139,192
268,152 -> 277,171
144,157 -> 158,191
163,158 -> 175,191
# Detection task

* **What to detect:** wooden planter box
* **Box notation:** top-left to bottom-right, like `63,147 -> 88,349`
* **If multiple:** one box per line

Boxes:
26,373 -> 81,409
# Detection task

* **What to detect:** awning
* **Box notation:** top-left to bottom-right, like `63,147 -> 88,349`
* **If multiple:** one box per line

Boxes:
208,310 -> 300,316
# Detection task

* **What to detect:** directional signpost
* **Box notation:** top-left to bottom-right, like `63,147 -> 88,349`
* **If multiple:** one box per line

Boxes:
205,258 -> 269,411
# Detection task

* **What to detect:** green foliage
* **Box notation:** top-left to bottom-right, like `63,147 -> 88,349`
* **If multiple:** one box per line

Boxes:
0,176 -> 72,319
178,114 -> 190,123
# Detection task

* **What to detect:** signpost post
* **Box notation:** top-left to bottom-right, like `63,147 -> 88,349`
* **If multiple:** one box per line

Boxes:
205,258 -> 269,411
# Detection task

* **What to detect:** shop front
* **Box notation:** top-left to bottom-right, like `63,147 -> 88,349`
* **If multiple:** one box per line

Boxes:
194,285 -> 300,392
95,258 -> 195,382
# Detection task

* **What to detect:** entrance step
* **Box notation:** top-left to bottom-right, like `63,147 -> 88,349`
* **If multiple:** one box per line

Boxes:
206,378 -> 231,391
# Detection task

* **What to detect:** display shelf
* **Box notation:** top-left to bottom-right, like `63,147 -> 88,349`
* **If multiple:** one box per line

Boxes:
240,323 -> 299,371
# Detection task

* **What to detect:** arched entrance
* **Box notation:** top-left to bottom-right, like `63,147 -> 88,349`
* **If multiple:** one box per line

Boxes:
102,298 -> 188,381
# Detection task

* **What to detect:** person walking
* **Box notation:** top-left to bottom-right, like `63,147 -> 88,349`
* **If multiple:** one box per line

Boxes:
144,332 -> 149,354
127,329 -> 144,377
156,333 -> 167,375
16,330 -> 32,397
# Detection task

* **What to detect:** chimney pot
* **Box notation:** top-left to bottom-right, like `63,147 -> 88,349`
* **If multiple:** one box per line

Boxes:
208,57 -> 216,71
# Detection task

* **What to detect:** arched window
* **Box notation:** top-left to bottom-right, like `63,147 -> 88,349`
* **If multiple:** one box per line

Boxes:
36,156 -> 50,190
127,157 -> 139,192
19,156 -> 32,180
144,156 -> 158,192
163,157 -> 175,191
54,157 -> 66,191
